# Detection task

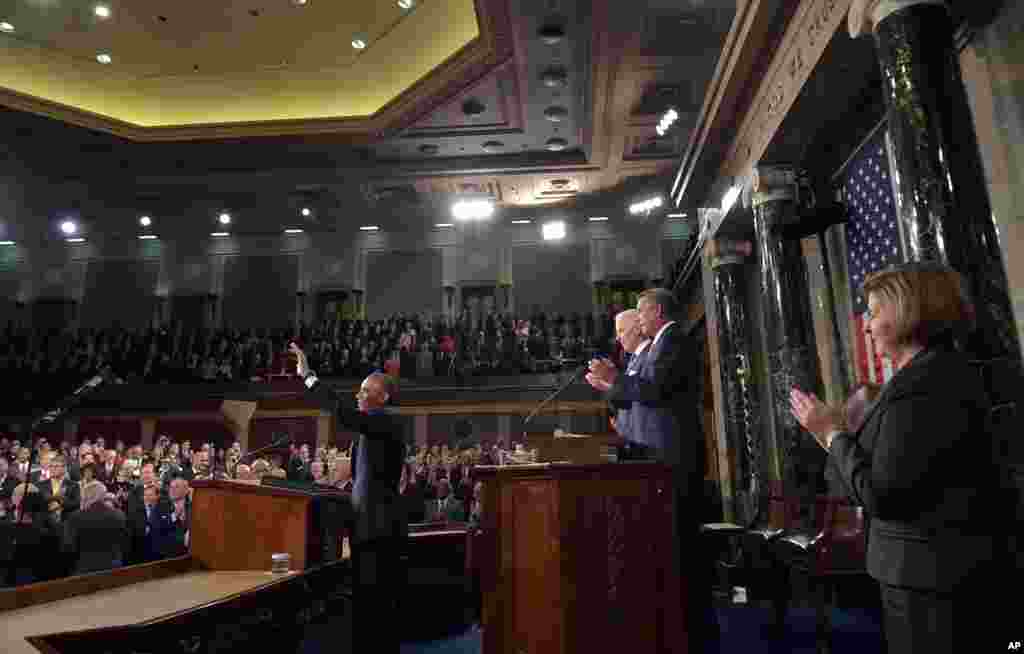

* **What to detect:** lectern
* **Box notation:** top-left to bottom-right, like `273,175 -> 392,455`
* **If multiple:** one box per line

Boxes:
472,462 -> 688,654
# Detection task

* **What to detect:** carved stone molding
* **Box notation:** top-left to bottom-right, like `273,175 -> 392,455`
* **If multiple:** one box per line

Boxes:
847,0 -> 946,37
718,0 -> 851,188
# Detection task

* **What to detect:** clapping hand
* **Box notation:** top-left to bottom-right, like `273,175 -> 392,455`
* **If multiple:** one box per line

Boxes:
789,388 -> 842,451
289,342 -> 308,376
585,357 -> 618,392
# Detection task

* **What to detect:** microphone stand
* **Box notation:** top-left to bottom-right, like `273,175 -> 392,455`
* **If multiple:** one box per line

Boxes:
6,366 -> 111,586
522,363 -> 588,431
239,436 -> 292,467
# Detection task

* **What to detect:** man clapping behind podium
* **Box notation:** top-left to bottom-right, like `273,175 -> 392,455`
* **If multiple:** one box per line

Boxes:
600,309 -> 651,459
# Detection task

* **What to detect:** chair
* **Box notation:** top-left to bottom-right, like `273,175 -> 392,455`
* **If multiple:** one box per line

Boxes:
772,495 -> 868,653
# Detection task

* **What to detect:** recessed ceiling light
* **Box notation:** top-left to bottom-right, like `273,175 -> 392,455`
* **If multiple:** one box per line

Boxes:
60,220 -> 77,235
542,221 -> 566,241
435,223 -> 453,228
667,213 -> 688,218
300,207 -> 311,217
96,53 -> 112,64
66,237 -> 86,243
511,219 -> 532,224
359,225 -> 379,231
545,137 -> 569,151
138,234 -> 158,240
398,0 -> 416,8
210,231 -> 230,237
0,22 -> 14,33
588,216 -> 609,222
139,215 -> 152,227
94,5 -> 111,19
218,212 -> 231,225
284,228 -> 304,234
0,240 -> 15,246
351,35 -> 367,50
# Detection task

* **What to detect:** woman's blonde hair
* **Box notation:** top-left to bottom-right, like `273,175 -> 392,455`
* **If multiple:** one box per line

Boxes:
862,262 -> 974,348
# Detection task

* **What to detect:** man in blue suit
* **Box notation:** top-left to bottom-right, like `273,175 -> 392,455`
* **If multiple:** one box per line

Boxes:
586,287 -> 715,651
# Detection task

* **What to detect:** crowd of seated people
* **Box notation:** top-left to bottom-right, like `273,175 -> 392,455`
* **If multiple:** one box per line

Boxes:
0,309 -> 617,413
0,431 -> 525,587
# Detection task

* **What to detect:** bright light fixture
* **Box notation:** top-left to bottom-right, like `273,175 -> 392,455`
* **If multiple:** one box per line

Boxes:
60,220 -> 77,235
139,216 -> 152,227
511,219 -> 532,224
667,213 -> 688,218
0,22 -> 14,33
301,207 -> 311,217
218,212 -> 232,225
351,35 -> 367,50
0,240 -> 15,246
291,0 -> 308,5
398,0 -> 416,8
542,221 -> 566,240
452,199 -> 494,221
721,185 -> 742,214
435,223 -> 453,228
96,53 -> 112,64
629,196 -> 663,215
656,107 -> 679,136
210,231 -> 230,237
138,234 -> 158,240
588,216 -> 609,222
359,225 -> 379,231
94,5 -> 111,18
284,228 -> 304,234
66,237 -> 86,243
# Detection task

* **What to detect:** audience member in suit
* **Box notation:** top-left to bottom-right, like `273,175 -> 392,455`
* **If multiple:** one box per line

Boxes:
293,343 -> 406,654
287,444 -> 314,482
39,456 -> 80,515
128,483 -> 173,563
161,477 -> 191,558
791,263 -> 1009,654
95,449 -> 120,487
586,287 -> 714,652
605,309 -> 651,460
424,477 -> 464,522
0,459 -> 16,507
62,480 -> 129,575
0,489 -> 62,586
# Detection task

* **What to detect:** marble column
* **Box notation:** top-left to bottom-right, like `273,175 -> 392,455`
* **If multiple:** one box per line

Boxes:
850,0 -> 1021,363
708,239 -> 761,526
752,165 -> 827,526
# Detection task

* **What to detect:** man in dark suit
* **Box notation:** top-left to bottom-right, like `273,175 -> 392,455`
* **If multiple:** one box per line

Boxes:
292,343 -> 406,654
586,287 -> 715,651
0,459 -> 16,509
39,456 -> 80,515
63,480 -> 129,575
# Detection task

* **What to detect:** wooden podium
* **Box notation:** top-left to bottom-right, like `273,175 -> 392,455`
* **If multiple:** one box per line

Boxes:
472,461 -> 687,654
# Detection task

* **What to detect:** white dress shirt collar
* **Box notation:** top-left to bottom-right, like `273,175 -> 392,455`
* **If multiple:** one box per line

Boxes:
651,321 -> 676,349
633,339 -> 651,356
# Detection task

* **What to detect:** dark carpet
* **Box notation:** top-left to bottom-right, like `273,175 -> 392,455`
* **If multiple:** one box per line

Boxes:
298,603 -> 886,654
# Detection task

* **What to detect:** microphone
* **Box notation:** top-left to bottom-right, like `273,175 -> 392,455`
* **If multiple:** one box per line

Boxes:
523,362 -> 589,427
241,434 -> 292,462
35,366 -> 114,427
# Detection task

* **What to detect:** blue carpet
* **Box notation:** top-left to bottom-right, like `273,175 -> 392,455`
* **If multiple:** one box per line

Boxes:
300,605 -> 885,654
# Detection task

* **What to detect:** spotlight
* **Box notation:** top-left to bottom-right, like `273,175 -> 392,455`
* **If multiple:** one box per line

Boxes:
359,225 -> 379,231
451,199 -> 494,221
60,220 -> 78,235
94,5 -> 111,18
542,221 -> 566,241
0,22 -> 14,33
587,216 -> 609,222
301,207 -> 311,217
628,196 -> 663,215
210,232 -> 230,237
435,223 -> 453,228
218,212 -> 232,225
96,53 -> 112,64
138,234 -> 158,240
139,216 -> 152,227
284,228 -> 304,234
511,219 -> 532,224
66,237 -> 86,243
656,107 -> 679,136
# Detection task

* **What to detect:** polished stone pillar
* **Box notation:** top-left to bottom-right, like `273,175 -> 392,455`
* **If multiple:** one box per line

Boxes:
708,239 -> 761,525
850,0 -> 1021,362
752,166 -> 827,525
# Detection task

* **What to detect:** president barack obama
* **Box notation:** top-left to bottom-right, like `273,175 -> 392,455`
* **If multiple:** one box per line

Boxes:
291,342 -> 407,653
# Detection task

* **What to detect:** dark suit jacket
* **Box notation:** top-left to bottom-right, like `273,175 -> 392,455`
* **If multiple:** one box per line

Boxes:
95,462 -> 121,487
63,503 -> 130,574
829,342 -> 1000,592
605,322 -> 703,480
306,379 -> 407,545
40,477 -> 81,514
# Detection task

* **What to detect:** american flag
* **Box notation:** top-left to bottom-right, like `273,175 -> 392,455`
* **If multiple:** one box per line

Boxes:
842,133 -> 904,384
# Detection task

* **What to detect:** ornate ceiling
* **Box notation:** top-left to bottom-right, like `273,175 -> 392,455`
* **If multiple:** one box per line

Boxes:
0,0 -> 735,238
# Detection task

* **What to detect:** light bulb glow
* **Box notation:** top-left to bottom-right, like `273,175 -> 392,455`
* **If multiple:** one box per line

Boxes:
60,220 -> 77,235
452,199 -> 495,221
218,212 -> 231,225
542,221 -> 566,241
